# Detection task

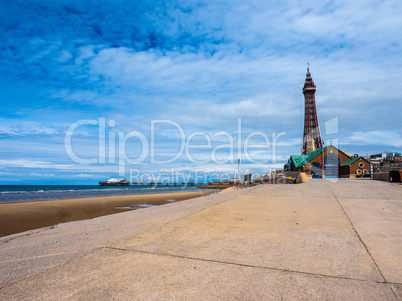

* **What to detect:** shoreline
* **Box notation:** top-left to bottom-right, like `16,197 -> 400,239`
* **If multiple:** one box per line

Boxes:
0,190 -> 216,237
0,185 -> 211,204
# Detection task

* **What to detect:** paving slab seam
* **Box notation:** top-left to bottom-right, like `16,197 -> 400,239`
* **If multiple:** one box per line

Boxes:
0,251 -> 89,291
103,246 -> 391,285
112,186 -> 260,245
391,287 -> 400,301
329,185 -> 386,281
249,194 -> 336,199
0,250 -> 82,264
331,197 -> 401,200
0,189 -> 229,245
0,189 -> 257,291
0,225 -> 58,246
328,185 -> 400,300
137,187 -> 257,228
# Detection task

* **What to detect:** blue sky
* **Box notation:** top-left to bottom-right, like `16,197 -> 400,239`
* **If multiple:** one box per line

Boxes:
0,0 -> 401,184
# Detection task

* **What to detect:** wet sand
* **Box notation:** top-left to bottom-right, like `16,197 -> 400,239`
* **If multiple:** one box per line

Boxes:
0,190 -> 215,236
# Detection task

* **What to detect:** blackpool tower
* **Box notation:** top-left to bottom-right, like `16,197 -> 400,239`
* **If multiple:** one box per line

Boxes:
301,65 -> 323,155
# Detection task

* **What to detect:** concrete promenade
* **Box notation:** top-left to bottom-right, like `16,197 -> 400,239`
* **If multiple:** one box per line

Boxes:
0,179 -> 401,300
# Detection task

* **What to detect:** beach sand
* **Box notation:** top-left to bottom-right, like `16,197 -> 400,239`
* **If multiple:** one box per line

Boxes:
0,190 -> 215,236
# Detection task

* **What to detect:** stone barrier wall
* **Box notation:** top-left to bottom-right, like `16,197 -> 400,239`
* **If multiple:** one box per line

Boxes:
373,172 -> 389,181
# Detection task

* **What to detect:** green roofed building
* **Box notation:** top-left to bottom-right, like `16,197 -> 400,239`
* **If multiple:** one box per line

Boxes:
286,145 -> 371,178
340,156 -> 371,177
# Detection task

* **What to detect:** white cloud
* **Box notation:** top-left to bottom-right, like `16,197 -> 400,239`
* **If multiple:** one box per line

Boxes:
0,159 -> 118,173
75,45 -> 97,65
29,172 -> 56,177
344,130 -> 402,148
76,173 -> 94,178
0,125 -> 59,136
57,50 -> 72,62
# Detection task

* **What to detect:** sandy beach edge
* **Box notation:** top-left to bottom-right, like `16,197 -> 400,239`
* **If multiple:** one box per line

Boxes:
0,190 -> 217,237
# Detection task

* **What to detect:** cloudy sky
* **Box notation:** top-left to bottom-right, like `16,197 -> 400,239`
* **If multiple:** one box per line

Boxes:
0,0 -> 401,184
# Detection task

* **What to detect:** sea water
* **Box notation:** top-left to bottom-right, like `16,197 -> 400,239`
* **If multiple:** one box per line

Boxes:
0,185 -> 204,204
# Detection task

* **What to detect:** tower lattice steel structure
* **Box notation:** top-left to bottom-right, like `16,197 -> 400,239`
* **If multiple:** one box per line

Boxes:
302,65 -> 323,155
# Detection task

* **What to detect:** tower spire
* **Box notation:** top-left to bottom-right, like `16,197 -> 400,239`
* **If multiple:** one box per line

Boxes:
301,65 -> 323,155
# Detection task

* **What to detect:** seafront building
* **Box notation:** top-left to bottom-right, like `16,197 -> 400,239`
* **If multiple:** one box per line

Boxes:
286,145 -> 371,178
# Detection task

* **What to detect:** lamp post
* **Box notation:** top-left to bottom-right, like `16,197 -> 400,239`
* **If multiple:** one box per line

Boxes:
238,158 -> 240,183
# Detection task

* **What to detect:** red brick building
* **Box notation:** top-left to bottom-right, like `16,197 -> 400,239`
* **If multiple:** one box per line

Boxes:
340,156 -> 371,177
286,145 -> 370,178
